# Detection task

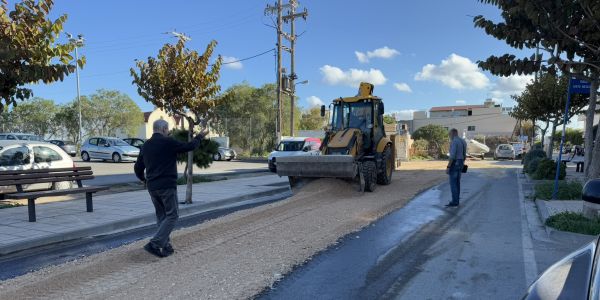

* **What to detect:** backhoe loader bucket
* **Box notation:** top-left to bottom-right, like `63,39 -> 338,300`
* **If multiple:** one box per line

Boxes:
275,155 -> 357,179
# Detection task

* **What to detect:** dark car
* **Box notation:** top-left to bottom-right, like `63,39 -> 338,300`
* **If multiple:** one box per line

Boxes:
523,236 -> 600,299
122,138 -> 146,149
47,140 -> 77,157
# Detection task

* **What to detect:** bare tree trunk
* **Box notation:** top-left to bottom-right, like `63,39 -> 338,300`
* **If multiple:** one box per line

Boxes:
585,79 -> 598,177
547,123 -> 557,159
185,121 -> 194,204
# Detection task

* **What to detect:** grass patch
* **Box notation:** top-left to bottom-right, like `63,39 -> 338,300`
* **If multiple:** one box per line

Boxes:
546,212 -> 600,235
176,175 -> 226,185
534,181 -> 582,200
0,202 -> 23,209
410,155 -> 432,161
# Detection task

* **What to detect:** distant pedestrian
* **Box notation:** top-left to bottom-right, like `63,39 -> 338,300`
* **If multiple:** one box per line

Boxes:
134,119 -> 206,257
446,128 -> 467,207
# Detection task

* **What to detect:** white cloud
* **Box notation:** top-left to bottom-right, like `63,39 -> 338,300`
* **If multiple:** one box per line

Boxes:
455,100 -> 466,105
490,74 -> 534,100
389,109 -> 416,120
320,65 -> 387,87
394,82 -> 412,93
222,56 -> 243,69
355,46 -> 400,63
414,53 -> 490,90
306,96 -> 324,108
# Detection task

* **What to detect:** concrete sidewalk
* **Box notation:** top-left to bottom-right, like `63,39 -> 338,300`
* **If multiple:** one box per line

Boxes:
0,175 -> 289,256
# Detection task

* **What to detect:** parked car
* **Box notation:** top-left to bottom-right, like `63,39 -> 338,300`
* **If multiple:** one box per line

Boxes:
0,141 -> 75,171
0,141 -> 76,193
122,138 -> 146,149
523,236 -> 600,299
494,144 -> 515,160
0,133 -> 44,141
213,147 -> 236,161
511,142 -> 529,158
47,140 -> 77,157
268,137 -> 321,172
80,137 -> 140,163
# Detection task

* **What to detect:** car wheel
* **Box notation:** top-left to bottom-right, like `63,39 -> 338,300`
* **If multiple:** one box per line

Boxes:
112,153 -> 122,163
81,152 -> 90,162
213,153 -> 221,161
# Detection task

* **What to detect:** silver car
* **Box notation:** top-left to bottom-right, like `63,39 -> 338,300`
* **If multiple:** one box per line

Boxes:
80,137 -> 140,163
0,133 -> 44,141
494,144 -> 515,160
47,140 -> 77,157
213,147 -> 236,161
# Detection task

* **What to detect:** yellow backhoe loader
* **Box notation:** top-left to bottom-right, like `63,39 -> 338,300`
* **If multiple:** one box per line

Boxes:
276,82 -> 394,192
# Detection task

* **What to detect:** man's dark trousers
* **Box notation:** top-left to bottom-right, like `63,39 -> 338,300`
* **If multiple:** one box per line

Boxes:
149,188 -> 178,248
449,159 -> 464,205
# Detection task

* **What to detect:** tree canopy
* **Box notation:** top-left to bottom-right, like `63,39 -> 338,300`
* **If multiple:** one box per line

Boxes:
0,0 -> 85,111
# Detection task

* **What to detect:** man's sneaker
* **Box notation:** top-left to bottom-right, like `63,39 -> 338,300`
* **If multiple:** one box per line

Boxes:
163,243 -> 174,256
445,203 -> 459,208
143,243 -> 164,258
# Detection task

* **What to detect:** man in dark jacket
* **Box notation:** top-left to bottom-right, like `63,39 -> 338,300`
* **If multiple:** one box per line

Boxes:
134,119 -> 206,257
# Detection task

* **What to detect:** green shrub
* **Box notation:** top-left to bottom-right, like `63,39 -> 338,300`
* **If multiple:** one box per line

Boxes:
534,181 -> 583,200
526,157 -> 542,174
0,203 -> 23,209
523,149 -> 546,169
533,159 -> 566,180
546,212 -> 600,235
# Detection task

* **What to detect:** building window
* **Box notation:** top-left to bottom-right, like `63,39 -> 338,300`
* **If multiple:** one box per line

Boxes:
468,110 -> 473,116
467,126 -> 476,131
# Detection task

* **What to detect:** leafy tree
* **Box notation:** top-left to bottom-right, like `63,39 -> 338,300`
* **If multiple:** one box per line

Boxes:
54,101 -> 80,143
8,97 -> 58,137
383,114 -> 396,124
299,107 -> 324,131
512,73 -> 587,157
473,0 -> 600,178
412,124 -> 448,158
131,36 -> 221,204
553,128 -> 584,148
0,0 -> 85,111
81,89 -> 142,137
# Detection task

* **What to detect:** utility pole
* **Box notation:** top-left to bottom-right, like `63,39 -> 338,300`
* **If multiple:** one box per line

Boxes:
67,33 -> 84,147
266,0 -> 307,140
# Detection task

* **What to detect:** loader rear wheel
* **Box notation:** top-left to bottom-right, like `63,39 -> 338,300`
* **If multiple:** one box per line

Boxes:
363,161 -> 377,192
377,145 -> 393,185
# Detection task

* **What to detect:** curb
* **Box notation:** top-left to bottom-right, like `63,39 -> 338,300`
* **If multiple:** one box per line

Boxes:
0,185 -> 290,256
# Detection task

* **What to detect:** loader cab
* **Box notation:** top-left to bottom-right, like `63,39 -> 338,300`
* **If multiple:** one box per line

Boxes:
329,98 -> 385,152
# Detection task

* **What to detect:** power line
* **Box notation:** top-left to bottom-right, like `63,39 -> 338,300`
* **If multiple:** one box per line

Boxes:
220,48 -> 275,65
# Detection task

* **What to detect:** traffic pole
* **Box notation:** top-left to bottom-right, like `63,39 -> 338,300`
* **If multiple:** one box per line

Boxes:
552,77 -> 572,200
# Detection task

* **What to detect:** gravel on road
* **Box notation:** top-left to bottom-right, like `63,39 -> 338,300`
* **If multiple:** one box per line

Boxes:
0,163 -> 447,300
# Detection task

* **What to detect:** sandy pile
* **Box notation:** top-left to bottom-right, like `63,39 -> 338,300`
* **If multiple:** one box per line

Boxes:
0,166 -> 446,300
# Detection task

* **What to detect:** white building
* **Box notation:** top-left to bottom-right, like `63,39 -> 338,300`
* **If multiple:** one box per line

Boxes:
405,99 -> 518,138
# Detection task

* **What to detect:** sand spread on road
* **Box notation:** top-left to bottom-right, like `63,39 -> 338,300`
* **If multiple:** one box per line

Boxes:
0,166 -> 446,300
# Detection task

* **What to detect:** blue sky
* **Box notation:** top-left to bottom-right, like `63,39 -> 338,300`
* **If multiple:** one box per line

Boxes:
22,1 -> 535,119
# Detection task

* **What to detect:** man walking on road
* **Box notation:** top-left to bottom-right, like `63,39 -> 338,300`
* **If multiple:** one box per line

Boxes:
446,128 -> 467,207
134,119 -> 206,257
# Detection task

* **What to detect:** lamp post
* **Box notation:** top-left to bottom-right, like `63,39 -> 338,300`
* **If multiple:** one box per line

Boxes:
67,33 -> 84,148
289,79 -> 308,136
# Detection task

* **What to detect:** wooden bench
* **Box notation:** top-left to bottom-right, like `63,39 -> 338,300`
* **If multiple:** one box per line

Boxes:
0,167 -> 108,222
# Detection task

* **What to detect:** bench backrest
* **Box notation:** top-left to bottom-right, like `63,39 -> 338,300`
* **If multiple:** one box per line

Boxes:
0,167 -> 94,190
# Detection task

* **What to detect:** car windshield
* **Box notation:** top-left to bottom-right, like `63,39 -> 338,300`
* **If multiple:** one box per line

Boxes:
277,141 -> 305,151
108,139 -> 130,146
331,101 -> 372,131
499,145 -> 511,150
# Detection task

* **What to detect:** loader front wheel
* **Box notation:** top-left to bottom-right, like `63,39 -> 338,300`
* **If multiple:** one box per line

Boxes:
363,161 -> 377,192
377,145 -> 393,185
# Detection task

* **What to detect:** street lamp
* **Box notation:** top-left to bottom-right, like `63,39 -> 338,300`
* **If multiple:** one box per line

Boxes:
66,33 -> 84,148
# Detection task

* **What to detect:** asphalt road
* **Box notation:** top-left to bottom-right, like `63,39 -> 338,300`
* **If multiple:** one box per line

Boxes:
261,162 -> 591,300
73,158 -> 268,185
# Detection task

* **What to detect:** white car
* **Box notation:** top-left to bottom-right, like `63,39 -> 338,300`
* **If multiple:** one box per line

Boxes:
268,137 -> 321,172
494,144 -> 516,160
0,141 -> 76,192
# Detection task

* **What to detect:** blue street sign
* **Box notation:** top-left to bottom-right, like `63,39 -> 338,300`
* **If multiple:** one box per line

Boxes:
570,78 -> 592,94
